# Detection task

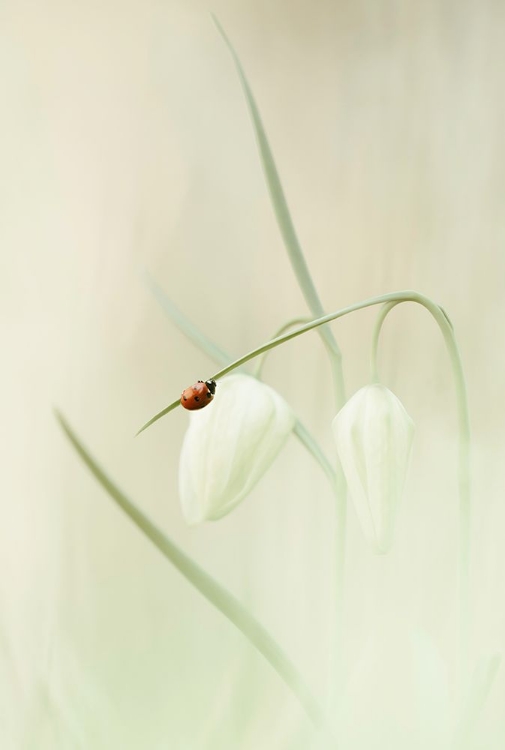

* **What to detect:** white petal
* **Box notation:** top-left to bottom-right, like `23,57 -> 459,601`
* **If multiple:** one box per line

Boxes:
179,374 -> 295,524
332,384 -> 414,553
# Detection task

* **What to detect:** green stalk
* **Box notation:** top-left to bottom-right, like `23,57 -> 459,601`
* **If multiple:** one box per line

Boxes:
55,411 -> 335,739
370,299 -> 471,687
370,302 -> 397,383
253,317 -> 312,379
138,290 -> 459,435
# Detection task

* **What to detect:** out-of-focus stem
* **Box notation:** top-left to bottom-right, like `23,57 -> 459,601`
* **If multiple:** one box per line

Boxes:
370,302 -> 398,383
370,298 -> 471,688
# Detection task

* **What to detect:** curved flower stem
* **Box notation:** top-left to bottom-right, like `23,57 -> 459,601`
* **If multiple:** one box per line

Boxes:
253,317 -> 312,379
370,302 -> 398,383
370,299 -> 471,687
137,290 -> 463,435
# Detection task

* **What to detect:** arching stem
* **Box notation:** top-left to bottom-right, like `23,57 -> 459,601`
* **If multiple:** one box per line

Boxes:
253,317 -> 312,380
137,291 -> 467,435
371,299 -> 471,688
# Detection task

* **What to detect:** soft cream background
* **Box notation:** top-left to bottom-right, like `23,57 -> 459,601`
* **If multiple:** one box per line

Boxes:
1,1 -> 504,748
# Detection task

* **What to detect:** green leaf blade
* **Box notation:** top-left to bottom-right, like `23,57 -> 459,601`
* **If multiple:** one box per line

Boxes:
55,410 -> 331,733
212,14 -> 342,368
144,270 -> 233,368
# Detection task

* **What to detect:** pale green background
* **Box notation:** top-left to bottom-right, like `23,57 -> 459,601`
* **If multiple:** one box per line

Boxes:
1,0 -> 504,747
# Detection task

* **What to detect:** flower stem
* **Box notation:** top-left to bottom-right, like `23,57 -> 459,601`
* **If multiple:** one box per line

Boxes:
370,298 -> 471,686
253,317 -> 312,379
137,290 -> 465,436
370,301 -> 398,383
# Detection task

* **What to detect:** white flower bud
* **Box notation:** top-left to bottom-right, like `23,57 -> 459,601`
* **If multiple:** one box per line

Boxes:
179,374 -> 295,524
332,384 -> 415,554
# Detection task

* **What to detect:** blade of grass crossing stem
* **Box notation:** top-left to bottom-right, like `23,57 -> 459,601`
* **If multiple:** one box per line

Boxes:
143,270 -> 232,369
212,15 -> 342,372
55,410 -> 333,736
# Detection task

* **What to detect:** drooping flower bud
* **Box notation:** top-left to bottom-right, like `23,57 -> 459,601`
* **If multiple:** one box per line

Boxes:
332,384 -> 415,554
179,374 -> 295,524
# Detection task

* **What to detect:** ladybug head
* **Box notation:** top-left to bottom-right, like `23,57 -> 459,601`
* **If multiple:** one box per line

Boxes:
205,379 -> 217,395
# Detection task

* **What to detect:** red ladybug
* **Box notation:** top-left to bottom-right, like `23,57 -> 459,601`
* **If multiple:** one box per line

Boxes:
180,379 -> 217,410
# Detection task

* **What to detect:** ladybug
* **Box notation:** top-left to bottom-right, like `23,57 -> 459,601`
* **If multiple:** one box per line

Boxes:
180,379 -> 217,410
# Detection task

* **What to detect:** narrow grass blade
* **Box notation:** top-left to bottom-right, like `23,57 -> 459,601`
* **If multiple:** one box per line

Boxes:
55,410 -> 331,733
212,15 -> 342,369
144,270 -> 232,368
